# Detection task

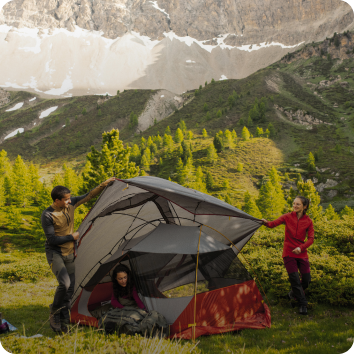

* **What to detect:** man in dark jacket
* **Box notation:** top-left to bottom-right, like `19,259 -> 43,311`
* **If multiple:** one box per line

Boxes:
41,177 -> 115,333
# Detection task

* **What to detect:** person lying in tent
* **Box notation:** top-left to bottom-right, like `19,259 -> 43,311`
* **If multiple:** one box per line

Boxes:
102,264 -> 167,335
111,264 -> 146,310
262,196 -> 314,316
41,177 -> 116,334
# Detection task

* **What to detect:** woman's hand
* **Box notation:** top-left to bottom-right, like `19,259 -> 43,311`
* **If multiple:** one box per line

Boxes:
292,247 -> 301,255
261,219 -> 268,224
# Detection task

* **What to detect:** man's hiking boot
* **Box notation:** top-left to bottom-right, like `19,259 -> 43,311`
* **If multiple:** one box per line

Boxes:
299,306 -> 308,315
49,305 -> 62,332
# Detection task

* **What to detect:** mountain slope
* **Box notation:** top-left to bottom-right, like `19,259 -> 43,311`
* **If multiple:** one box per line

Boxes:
0,0 -> 353,95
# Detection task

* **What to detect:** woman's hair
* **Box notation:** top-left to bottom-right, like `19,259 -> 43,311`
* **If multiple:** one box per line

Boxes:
111,264 -> 134,299
295,196 -> 310,214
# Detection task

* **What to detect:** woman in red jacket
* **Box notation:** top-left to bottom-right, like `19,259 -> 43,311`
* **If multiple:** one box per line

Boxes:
262,196 -> 314,315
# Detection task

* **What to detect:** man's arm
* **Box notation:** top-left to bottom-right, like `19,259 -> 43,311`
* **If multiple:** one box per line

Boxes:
71,177 -> 116,208
41,211 -> 76,245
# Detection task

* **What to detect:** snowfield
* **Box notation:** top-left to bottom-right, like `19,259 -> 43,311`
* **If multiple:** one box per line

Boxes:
5,102 -> 24,112
4,128 -> 24,140
39,106 -> 58,118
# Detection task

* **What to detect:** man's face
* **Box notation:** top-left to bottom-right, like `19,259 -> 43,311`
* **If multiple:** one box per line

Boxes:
55,193 -> 71,208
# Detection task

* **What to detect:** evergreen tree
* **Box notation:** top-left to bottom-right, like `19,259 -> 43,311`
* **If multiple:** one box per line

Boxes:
224,129 -> 234,149
242,127 -> 250,141
239,117 -> 245,126
182,158 -> 195,187
237,162 -> 243,172
143,148 -> 151,163
129,112 -> 138,128
159,157 -> 163,166
257,181 -> 279,220
12,155 -> 31,206
28,163 -> 42,202
202,128 -> 208,138
52,173 -> 65,187
0,177 -> 4,208
231,130 -> 237,144
140,137 -> 146,150
186,131 -> 193,140
154,134 -> 163,148
194,166 -> 207,193
296,179 -> 322,220
213,135 -> 224,153
296,173 -> 303,183
267,123 -> 276,137
0,150 -> 10,177
150,143 -> 158,154
80,129 -> 139,207
146,136 -> 153,148
206,172 -> 214,191
62,164 -> 81,195
203,103 -> 209,112
165,126 -> 171,135
340,205 -> 354,218
216,110 -> 222,118
177,144 -> 183,157
177,120 -> 187,133
205,112 -> 211,120
4,174 -> 13,205
247,116 -> 253,127
264,128 -> 270,138
181,141 -> 192,164
175,158 -> 185,184
223,179 -> 230,189
141,155 -> 150,171
174,128 -> 184,143
243,192 -> 262,219
207,144 -> 218,164
256,127 -> 264,137
268,167 -> 285,215
228,95 -> 235,108
130,144 -> 141,164
324,204 -> 339,220
307,152 -> 316,171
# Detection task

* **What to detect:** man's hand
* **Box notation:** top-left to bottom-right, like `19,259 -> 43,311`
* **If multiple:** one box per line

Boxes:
102,177 -> 116,187
292,247 -> 301,255
73,231 -> 80,240
261,219 -> 268,224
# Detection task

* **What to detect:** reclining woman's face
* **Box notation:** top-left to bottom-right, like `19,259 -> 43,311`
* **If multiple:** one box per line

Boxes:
116,271 -> 128,287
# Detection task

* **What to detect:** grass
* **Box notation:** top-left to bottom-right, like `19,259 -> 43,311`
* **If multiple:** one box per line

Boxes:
0,275 -> 353,353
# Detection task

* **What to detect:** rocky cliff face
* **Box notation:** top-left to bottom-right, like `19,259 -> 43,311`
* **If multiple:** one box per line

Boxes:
1,0 -> 353,43
0,0 -> 353,96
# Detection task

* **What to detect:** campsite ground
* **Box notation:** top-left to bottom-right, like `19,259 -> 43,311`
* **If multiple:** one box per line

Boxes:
0,258 -> 353,354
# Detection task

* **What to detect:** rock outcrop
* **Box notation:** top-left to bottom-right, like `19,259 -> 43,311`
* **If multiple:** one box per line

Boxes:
0,89 -> 10,108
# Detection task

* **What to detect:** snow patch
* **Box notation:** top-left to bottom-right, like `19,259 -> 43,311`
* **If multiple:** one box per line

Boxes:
149,1 -> 170,19
39,106 -> 58,119
33,122 -> 36,125
4,128 -> 24,140
44,75 -> 73,95
186,60 -> 196,63
29,97 -> 36,102
160,95 -> 164,98
219,75 -> 228,80
5,102 -> 24,111
131,31 -> 159,50
62,125 -> 65,127
236,41 -> 305,52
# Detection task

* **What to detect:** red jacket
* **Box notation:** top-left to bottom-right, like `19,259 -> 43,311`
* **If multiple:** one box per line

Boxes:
264,212 -> 314,259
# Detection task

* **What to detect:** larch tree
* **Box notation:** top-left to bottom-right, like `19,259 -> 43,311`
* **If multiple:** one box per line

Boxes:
181,141 -> 192,164
178,120 -> 187,133
186,131 -> 193,141
62,164 -> 81,196
182,158 -> 195,187
207,144 -> 218,164
256,127 -> 264,137
296,179 -> 322,220
268,123 -> 276,138
194,166 -> 207,193
268,167 -> 285,214
80,129 -> 139,208
231,130 -> 237,144
174,128 -> 184,143
205,172 -> 214,191
202,128 -> 208,138
130,144 -> 141,164
12,155 -> 31,206
224,129 -> 235,149
324,204 -> 339,220
242,127 -> 250,141
257,180 -> 279,220
243,192 -> 262,219
307,152 -> 316,171
146,136 -> 154,148
175,158 -> 185,185
340,205 -> 354,218
213,135 -> 224,153
165,126 -> 171,135
154,134 -> 163,148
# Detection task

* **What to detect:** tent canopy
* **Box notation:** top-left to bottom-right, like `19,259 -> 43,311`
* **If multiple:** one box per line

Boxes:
128,223 -> 230,254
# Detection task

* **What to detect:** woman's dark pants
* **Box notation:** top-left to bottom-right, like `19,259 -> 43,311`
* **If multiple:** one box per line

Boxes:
283,256 -> 311,306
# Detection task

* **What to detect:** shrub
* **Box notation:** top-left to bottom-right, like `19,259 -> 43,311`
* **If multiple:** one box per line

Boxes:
0,254 -> 52,282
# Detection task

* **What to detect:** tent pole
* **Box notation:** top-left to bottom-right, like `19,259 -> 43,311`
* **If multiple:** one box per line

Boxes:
192,225 -> 203,342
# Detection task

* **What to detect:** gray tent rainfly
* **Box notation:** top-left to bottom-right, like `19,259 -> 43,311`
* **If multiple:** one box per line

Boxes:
71,177 -> 266,336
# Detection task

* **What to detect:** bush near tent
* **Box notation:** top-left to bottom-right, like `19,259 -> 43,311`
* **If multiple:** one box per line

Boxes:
242,220 -> 354,306
70,177 -> 270,339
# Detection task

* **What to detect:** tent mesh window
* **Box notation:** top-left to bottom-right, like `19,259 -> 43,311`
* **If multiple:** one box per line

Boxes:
128,249 -> 252,299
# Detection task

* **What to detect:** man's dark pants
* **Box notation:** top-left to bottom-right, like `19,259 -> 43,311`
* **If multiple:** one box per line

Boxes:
283,256 -> 311,306
46,251 -> 75,324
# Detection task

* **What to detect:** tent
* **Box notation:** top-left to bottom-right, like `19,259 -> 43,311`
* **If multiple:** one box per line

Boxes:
71,177 -> 271,339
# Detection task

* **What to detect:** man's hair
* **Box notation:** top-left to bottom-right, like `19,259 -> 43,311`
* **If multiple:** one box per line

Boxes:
51,186 -> 71,202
